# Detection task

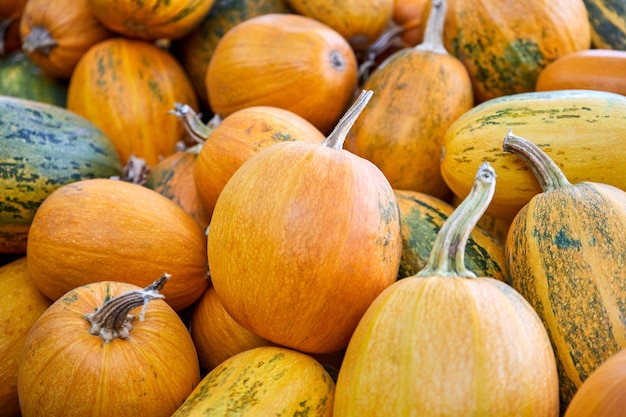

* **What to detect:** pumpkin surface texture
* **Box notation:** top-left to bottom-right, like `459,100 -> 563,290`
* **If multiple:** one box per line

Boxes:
206,13 -> 358,134
345,0 -> 472,199
0,257 -> 52,417
441,89 -> 626,221
334,163 -> 559,416
0,96 -> 121,254
172,346 -> 335,416
26,178 -> 209,311
503,131 -> 626,413
17,276 -> 200,417
207,91 -> 402,354
582,0 -> 626,49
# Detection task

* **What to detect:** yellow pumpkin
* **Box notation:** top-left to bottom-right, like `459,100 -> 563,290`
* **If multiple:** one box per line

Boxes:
17,276 -> 201,417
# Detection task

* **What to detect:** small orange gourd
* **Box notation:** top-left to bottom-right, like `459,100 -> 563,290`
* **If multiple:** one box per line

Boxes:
173,103 -> 325,220
67,37 -> 199,167
344,0 -> 473,198
26,178 -> 209,311
19,0 -> 113,78
206,13 -> 358,134
17,275 -> 201,417
0,257 -> 52,417
207,91 -> 402,354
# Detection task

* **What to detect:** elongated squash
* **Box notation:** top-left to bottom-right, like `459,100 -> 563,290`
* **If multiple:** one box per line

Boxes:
0,96 -> 121,254
535,49 -> 626,95
441,89 -> 626,221
503,131 -> 626,413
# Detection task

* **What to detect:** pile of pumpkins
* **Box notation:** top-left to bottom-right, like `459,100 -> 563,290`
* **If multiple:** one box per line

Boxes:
1,0 -> 626,416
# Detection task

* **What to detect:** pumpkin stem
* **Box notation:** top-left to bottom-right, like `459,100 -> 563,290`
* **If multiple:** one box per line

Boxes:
21,26 -> 58,56
415,0 -> 448,54
83,273 -> 170,343
323,90 -> 373,150
503,130 -> 571,191
169,103 -> 220,145
417,163 -> 496,278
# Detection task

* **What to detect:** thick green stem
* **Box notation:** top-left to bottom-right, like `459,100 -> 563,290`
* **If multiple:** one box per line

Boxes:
323,90 -> 373,150
503,130 -> 571,191
417,163 -> 496,278
84,273 -> 170,343
21,26 -> 57,55
169,103 -> 220,145
415,0 -> 448,54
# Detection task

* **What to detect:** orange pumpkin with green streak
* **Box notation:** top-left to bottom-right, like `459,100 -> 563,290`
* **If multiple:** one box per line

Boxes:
67,38 -> 199,168
395,189 -> 506,281
432,0 -> 591,102
503,132 -> 626,414
174,0 -> 289,104
172,346 -> 335,417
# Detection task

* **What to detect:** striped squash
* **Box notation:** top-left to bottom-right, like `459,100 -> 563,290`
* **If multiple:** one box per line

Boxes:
503,131 -> 626,413
0,96 -> 121,254
395,189 -> 506,281
172,346 -> 335,416
583,0 -> 626,49
441,89 -> 626,221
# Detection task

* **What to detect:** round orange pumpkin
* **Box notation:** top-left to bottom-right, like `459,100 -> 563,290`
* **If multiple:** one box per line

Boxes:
206,13 -> 359,134
17,276 -> 200,417
67,37 -> 199,167
19,0 -> 114,79
26,178 -> 209,312
88,0 -> 215,40
207,91 -> 402,354
0,257 -> 52,417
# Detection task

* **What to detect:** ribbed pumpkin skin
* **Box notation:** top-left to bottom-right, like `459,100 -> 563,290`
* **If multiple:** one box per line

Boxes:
172,346 -> 334,417
535,49 -> 626,95
18,0 -> 114,79
395,189 -> 506,281
334,276 -> 559,416
583,0 -> 626,49
506,182 -> 626,412
0,51 -> 67,106
439,0 -> 591,102
0,96 -> 121,254
190,285 -> 272,372
145,149 -> 211,231
564,348 -> 626,417
17,280 -> 201,417
26,179 -> 209,311
345,48 -> 473,198
67,38 -> 199,167
0,257 -> 52,417
441,90 -> 626,221
175,0 -> 289,103
208,140 -> 402,354
286,0 -> 394,51
88,0 -> 215,40
206,13 -> 358,134
193,105 -> 325,220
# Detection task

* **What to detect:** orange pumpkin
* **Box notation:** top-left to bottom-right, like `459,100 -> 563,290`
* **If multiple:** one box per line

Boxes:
19,0 -> 114,79
433,0 -> 591,102
17,276 -> 201,417
173,104 -> 325,220
207,91 -> 402,354
190,285 -> 273,372
67,37 -> 199,167
344,0 -> 473,199
286,0 -> 395,51
535,49 -> 626,95
26,178 -> 209,312
206,13 -> 359,134
0,257 -> 52,417
0,0 -> 26,56
88,0 -> 215,40
393,0 -> 428,46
